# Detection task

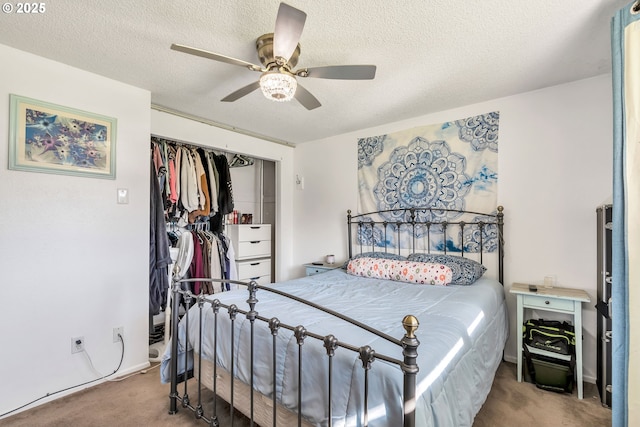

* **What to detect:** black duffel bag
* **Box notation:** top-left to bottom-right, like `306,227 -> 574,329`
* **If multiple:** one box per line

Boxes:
522,318 -> 575,356
522,318 -> 576,393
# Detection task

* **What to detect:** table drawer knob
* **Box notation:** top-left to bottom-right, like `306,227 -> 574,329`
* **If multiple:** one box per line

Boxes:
545,300 -> 550,304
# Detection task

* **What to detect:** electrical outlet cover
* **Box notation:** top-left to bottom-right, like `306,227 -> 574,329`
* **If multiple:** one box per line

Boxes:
113,327 -> 124,343
71,336 -> 84,353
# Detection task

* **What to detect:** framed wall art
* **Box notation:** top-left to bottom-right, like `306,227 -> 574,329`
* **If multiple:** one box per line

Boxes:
8,94 -> 117,179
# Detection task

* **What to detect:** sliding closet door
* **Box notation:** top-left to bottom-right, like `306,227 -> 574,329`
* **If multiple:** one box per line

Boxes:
229,158 -> 277,279
262,160 -> 276,279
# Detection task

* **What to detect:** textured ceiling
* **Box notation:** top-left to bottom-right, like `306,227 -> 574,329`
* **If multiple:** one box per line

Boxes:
0,0 -> 629,145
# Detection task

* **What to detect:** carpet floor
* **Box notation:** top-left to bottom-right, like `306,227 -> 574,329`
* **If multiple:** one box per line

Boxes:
0,361 -> 611,426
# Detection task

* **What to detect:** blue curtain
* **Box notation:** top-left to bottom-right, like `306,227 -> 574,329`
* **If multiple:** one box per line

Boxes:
611,2 -> 639,426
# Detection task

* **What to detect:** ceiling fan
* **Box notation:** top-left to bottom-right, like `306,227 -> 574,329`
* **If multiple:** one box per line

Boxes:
170,2 -> 376,110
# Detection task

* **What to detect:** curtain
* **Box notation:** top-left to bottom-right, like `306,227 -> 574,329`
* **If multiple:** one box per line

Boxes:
611,2 -> 640,426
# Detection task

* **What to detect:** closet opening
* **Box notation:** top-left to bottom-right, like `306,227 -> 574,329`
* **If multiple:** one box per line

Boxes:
149,135 -> 276,361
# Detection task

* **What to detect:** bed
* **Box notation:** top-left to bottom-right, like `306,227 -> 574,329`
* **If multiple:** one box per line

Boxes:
162,206 -> 507,427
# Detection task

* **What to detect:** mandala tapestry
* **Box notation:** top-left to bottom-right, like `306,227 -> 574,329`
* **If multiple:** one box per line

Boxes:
356,112 -> 499,252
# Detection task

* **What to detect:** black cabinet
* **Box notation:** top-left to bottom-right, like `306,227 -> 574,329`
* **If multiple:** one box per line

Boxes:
596,204 -> 612,407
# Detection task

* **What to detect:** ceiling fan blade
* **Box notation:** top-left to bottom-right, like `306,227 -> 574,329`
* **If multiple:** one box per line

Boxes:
221,81 -> 261,102
301,65 -> 377,80
273,3 -> 307,62
294,84 -> 321,110
171,44 -> 262,71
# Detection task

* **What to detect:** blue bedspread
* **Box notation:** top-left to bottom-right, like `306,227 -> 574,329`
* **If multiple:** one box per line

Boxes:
161,268 -> 508,427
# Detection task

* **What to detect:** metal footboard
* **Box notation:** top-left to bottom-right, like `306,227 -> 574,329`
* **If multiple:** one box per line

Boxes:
168,278 -> 420,427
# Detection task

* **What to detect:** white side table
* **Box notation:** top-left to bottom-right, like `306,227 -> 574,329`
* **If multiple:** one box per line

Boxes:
509,282 -> 591,399
304,262 -> 341,276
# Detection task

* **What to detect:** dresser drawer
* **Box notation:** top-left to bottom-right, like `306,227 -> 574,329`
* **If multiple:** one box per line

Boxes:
305,266 -> 337,276
523,294 -> 575,311
237,259 -> 271,280
306,266 -> 326,276
236,240 -> 271,260
228,224 -> 271,242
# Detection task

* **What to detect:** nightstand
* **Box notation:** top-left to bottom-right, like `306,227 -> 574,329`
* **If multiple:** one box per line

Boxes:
510,282 -> 591,399
304,262 -> 341,276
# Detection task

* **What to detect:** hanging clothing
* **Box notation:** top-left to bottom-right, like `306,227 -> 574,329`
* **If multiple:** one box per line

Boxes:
167,145 -> 178,206
151,137 -> 237,228
224,234 -> 238,283
188,149 -> 212,223
180,147 -> 200,213
206,151 -> 219,214
210,153 -> 234,233
150,136 -> 243,294
188,231 -> 205,294
150,158 -> 172,316
210,236 -> 223,282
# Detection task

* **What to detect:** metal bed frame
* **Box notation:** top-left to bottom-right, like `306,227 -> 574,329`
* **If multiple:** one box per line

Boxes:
167,206 -> 505,426
348,206 -> 504,284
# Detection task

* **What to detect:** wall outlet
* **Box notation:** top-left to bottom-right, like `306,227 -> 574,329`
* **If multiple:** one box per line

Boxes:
71,336 -> 84,353
113,326 -> 124,343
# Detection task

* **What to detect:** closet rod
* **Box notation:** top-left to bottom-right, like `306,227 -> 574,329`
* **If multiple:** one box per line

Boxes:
152,136 -> 262,169
151,104 -> 295,148
151,135 -> 234,158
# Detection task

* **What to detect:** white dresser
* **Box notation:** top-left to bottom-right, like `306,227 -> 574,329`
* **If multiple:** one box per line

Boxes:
227,224 -> 272,286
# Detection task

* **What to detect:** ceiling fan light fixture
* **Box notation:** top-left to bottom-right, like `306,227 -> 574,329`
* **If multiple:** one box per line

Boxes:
259,71 -> 297,102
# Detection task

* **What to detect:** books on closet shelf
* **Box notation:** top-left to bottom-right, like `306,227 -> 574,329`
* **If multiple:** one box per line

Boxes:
227,210 -> 253,224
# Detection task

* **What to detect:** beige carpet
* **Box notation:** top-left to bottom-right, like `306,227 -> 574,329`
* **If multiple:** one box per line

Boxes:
473,362 -> 610,427
0,362 -> 611,426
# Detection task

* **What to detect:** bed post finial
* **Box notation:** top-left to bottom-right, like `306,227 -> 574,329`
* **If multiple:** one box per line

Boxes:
402,315 -> 419,338
401,315 -> 419,427
247,280 -> 258,315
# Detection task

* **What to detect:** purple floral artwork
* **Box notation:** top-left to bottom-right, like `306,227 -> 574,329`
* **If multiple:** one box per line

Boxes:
24,108 -> 109,170
9,95 -> 116,179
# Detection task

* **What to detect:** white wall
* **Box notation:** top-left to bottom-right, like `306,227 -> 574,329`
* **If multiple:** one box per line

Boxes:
293,75 -> 613,383
150,109 -> 295,282
0,44 -> 151,416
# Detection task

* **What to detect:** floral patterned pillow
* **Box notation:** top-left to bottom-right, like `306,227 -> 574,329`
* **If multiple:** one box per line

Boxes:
406,253 -> 486,285
341,251 -> 406,269
347,257 -> 453,286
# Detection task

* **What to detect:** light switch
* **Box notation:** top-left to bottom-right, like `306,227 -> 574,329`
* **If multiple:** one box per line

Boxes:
117,188 -> 129,204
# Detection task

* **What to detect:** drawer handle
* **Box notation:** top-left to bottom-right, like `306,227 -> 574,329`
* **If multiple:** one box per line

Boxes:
250,262 -> 260,266
250,276 -> 260,280
250,226 -> 261,229
545,300 -> 550,305
250,241 -> 260,244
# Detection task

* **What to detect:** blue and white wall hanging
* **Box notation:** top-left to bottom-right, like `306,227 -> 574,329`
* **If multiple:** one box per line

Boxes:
357,112 -> 499,252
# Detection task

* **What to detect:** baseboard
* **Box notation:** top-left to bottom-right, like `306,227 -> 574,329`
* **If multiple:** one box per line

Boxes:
502,354 -> 596,384
111,361 -> 151,379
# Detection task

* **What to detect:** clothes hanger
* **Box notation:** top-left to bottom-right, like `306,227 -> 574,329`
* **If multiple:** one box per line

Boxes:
230,154 -> 255,167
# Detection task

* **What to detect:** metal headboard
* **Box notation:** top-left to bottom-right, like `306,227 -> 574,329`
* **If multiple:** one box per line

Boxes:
347,206 -> 504,284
